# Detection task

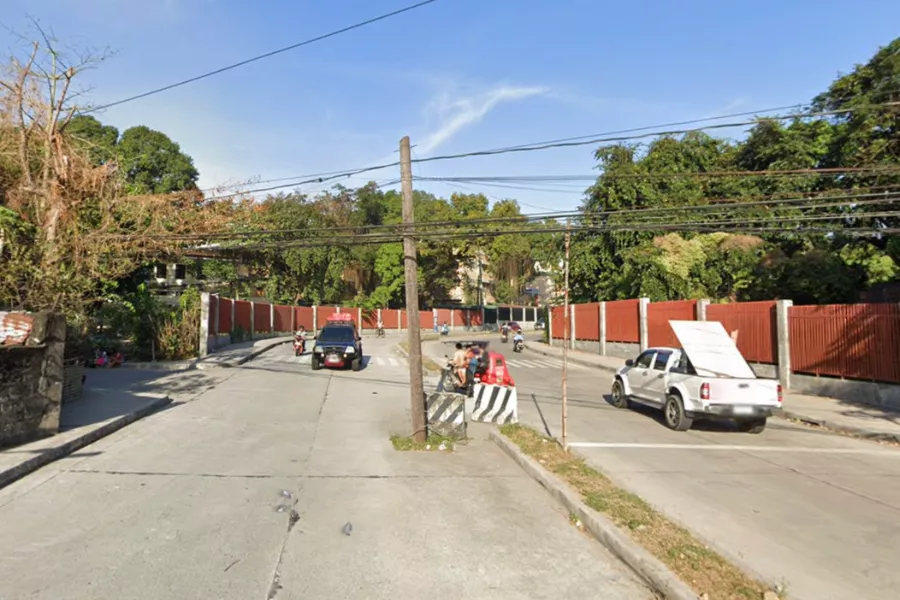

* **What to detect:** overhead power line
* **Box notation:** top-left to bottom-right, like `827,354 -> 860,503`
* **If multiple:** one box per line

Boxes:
127,187 -> 900,242
84,0 -> 441,114
197,101 -> 900,201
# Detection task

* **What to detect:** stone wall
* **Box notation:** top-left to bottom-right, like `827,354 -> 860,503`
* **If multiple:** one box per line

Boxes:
0,312 -> 66,447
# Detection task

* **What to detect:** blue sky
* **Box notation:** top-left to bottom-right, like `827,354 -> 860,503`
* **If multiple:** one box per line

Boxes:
2,0 -> 899,213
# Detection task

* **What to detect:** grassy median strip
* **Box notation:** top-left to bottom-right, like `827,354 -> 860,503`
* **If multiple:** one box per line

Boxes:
390,434 -> 456,452
499,424 -> 773,600
397,341 -> 441,372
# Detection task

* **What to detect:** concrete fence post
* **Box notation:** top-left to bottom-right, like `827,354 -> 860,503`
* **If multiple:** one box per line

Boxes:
358,307 -> 363,329
249,302 -> 255,340
697,299 -> 710,321
213,295 -> 220,343
776,299 -> 793,389
599,301 -> 607,356
639,297 -> 650,351
290,305 -> 296,333
199,292 -> 211,357
545,306 -> 551,345
397,309 -> 402,331
570,305 -> 576,350
270,303 -> 275,335
313,305 -> 318,335
450,308 -> 455,329
377,308 -> 382,330
231,300 -> 236,338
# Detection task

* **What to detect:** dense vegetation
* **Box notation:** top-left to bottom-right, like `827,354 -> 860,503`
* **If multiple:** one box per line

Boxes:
2,32 -> 898,358
567,37 -> 900,304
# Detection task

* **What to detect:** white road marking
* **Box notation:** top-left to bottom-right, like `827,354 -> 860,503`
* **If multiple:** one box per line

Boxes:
567,442 -> 900,456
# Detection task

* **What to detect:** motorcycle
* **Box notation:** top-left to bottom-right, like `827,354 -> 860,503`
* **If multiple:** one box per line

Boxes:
513,338 -> 524,353
293,336 -> 306,356
500,330 -> 509,343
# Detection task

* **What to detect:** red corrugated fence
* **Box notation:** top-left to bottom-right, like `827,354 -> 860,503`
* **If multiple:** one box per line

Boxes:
648,300 -> 696,347
606,299 -> 640,343
706,301 -> 776,364
790,304 -> 900,383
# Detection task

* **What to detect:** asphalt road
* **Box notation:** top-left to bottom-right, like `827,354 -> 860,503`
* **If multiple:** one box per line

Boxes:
0,338 -> 651,600
435,334 -> 900,600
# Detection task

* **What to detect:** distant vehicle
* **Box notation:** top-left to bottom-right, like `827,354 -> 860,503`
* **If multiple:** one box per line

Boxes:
534,320 -> 545,330
611,320 -> 781,433
312,314 -> 363,371
506,321 -> 522,332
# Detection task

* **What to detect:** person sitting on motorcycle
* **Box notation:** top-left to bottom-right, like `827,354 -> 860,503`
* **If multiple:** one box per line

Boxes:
465,345 -> 482,389
513,331 -> 524,348
452,342 -> 467,387
294,327 -> 307,352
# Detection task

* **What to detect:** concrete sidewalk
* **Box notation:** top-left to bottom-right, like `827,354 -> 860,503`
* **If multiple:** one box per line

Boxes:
528,341 -> 900,443
0,367 -> 228,490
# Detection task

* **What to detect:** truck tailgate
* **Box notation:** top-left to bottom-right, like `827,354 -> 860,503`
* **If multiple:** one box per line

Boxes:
707,378 -> 779,406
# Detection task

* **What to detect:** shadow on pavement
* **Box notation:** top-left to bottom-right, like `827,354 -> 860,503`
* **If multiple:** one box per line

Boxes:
61,368 -> 221,431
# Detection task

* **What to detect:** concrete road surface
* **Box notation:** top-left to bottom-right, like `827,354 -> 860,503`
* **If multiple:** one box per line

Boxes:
435,336 -> 900,600
0,338 -> 651,600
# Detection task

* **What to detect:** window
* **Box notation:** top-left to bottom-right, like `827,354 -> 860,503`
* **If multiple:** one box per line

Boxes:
635,351 -> 655,369
317,326 -> 356,344
670,353 -> 697,375
155,264 -> 167,279
494,357 -> 504,367
174,264 -> 186,280
653,351 -> 671,371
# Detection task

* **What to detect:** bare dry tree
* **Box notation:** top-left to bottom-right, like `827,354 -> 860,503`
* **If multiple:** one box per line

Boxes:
0,26 -> 247,315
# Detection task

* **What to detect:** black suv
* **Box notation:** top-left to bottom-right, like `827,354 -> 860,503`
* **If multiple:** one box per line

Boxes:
312,323 -> 363,371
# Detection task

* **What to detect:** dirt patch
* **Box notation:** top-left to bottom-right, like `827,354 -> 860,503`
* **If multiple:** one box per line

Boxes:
500,424 -> 777,600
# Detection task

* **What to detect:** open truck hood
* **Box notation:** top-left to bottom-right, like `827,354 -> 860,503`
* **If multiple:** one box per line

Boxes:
669,320 -> 756,379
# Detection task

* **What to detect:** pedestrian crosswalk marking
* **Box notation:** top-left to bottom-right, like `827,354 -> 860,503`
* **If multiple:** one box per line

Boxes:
505,358 -> 588,370
271,353 -> 409,367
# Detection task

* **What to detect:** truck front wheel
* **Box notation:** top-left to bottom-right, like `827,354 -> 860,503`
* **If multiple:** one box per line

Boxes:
738,418 -> 767,434
664,394 -> 693,432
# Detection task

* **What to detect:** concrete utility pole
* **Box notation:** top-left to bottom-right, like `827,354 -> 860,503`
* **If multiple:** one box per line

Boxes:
561,219 -> 571,451
400,136 -> 427,443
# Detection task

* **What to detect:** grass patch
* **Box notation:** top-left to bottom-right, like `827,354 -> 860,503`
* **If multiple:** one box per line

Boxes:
499,424 -> 774,600
390,433 -> 457,452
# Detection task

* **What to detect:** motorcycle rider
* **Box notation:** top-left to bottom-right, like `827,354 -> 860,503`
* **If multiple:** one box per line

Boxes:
452,342 -> 467,388
294,326 -> 307,354
513,330 -> 525,351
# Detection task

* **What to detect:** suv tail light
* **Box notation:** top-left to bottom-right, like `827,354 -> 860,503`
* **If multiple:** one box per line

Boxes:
700,382 -> 710,401
777,384 -> 783,404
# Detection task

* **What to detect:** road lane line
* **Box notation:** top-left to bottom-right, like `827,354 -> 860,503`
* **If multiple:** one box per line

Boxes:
567,442 -> 900,456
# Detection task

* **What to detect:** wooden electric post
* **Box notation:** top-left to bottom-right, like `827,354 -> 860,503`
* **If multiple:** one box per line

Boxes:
400,136 -> 426,443
562,219 -> 571,451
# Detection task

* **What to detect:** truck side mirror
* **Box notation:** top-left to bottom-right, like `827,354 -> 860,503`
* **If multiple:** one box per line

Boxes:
625,359 -> 634,367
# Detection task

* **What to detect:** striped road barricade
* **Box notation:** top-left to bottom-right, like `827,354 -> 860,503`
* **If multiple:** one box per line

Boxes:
470,383 -> 518,424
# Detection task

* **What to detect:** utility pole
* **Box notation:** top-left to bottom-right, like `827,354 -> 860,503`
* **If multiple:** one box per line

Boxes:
400,136 -> 426,443
561,219 -> 571,451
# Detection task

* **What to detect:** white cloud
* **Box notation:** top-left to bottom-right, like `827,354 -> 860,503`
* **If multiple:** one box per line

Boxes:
417,85 -> 548,154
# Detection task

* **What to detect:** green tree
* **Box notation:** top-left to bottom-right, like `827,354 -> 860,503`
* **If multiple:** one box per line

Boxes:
117,126 -> 200,194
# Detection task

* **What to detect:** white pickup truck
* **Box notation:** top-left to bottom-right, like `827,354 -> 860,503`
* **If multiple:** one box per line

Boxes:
611,320 -> 782,433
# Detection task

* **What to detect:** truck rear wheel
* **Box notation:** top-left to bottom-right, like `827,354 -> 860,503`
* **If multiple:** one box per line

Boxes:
311,358 -> 321,371
664,394 -> 693,432
738,418 -> 767,434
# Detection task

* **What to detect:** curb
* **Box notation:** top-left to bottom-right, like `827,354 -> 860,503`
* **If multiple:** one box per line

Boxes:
0,396 -> 173,490
527,343 -> 619,373
122,360 -> 199,372
196,339 -> 292,370
490,431 -> 697,600
779,409 -> 900,444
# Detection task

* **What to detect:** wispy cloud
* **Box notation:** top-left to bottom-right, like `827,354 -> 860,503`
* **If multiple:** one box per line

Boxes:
417,85 -> 548,154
